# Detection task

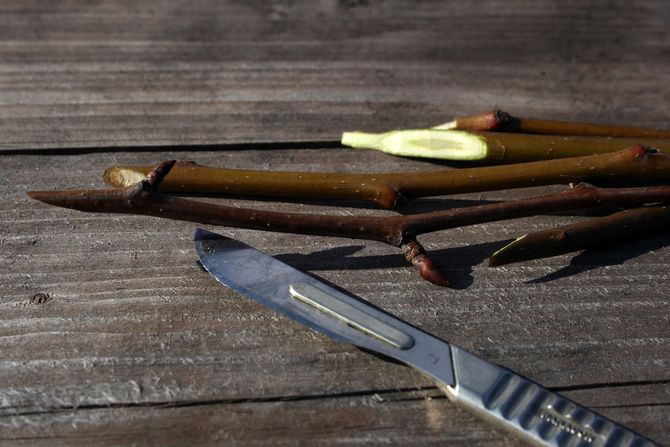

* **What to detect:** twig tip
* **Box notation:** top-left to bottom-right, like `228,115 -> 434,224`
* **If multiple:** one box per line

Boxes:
145,160 -> 177,190
402,240 -> 450,287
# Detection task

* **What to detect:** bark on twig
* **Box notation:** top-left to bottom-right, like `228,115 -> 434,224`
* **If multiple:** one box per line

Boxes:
432,110 -> 670,269
488,205 -> 670,266
28,160 -> 670,286
436,109 -> 670,139
341,128 -> 670,163
104,146 -> 670,208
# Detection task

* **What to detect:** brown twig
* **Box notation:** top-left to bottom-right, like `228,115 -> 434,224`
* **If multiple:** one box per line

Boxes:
488,204 -> 670,266
438,109 -> 670,139
341,128 -> 670,163
434,111 -> 670,269
103,146 -> 670,208
28,160 -> 670,287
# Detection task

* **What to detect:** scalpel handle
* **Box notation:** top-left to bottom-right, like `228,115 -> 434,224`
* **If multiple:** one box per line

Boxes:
442,346 -> 658,447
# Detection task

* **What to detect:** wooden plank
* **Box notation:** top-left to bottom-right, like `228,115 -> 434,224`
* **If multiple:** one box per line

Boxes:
1,0 -> 670,150
1,150 -> 668,444
2,0 -> 670,444
1,388 -> 667,446
0,390 -> 516,446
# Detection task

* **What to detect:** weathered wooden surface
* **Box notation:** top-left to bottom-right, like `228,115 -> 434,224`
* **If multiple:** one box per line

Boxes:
1,1 -> 669,445
1,0 -> 670,151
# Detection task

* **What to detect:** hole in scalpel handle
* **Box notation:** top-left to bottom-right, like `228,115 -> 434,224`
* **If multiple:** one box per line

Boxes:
289,282 -> 415,350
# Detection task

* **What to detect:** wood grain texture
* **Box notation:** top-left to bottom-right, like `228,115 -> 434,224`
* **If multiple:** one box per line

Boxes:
1,0 -> 670,445
1,0 -> 670,150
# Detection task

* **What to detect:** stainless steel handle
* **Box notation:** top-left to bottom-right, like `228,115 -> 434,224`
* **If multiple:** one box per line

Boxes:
443,346 -> 658,447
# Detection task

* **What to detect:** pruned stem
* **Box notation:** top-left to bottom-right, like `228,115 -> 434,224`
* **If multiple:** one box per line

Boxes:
28,161 -> 670,286
435,109 -> 670,139
434,110 -> 512,132
433,110 -> 670,267
104,146 -> 670,208
488,205 -> 670,266
105,160 -> 404,209
341,128 -> 670,163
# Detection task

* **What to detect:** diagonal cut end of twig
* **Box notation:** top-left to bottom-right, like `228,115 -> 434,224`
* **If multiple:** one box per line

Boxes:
488,204 -> 670,266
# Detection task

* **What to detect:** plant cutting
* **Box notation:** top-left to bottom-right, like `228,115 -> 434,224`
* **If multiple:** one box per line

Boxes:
488,204 -> 670,266
342,108 -> 670,162
435,109 -> 670,138
28,146 -> 670,287
339,110 -> 670,266
341,129 -> 670,162
103,145 -> 670,208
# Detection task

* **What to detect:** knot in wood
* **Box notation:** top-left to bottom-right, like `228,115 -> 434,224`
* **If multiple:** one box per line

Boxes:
31,292 -> 51,305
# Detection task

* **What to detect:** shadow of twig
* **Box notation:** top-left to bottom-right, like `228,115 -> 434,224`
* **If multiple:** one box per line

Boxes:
276,239 -> 512,290
528,232 -> 670,283
275,229 -> 670,288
